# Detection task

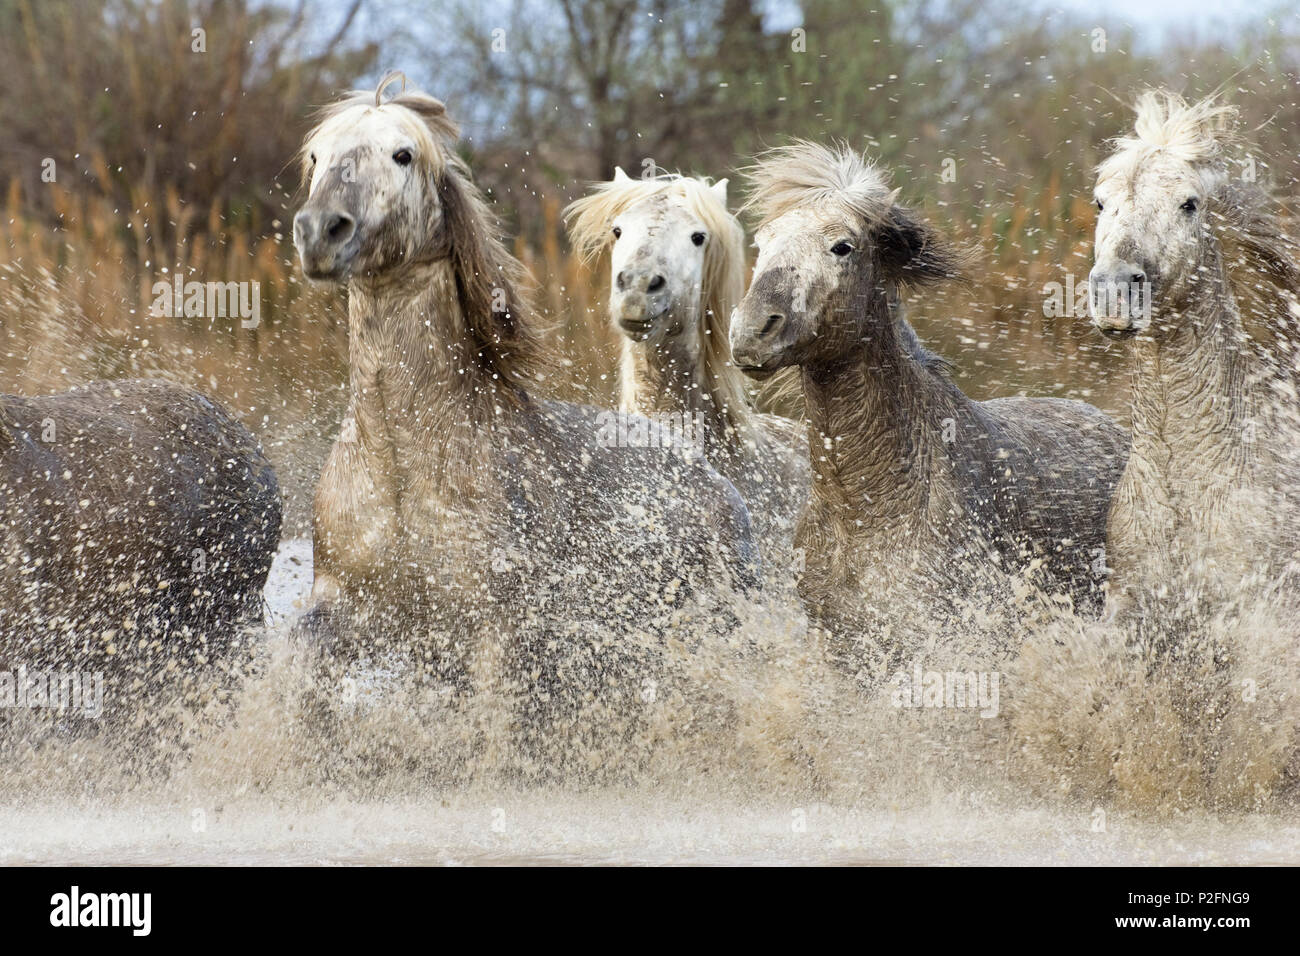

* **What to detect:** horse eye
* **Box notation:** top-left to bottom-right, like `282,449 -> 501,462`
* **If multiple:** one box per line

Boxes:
309,153 -> 317,165
1181,197 -> 1198,213
1094,198 -> 1103,212
831,241 -> 854,257
393,148 -> 413,166
612,226 -> 622,239
691,231 -> 706,247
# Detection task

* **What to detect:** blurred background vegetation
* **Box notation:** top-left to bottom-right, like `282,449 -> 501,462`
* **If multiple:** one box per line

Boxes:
2,0 -> 1298,532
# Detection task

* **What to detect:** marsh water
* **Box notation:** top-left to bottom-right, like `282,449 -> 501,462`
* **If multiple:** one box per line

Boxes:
2,280 -> 1299,867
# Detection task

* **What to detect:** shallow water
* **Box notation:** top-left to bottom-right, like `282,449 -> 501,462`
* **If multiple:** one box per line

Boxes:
3,537 -> 1298,866
6,796 -> 1300,866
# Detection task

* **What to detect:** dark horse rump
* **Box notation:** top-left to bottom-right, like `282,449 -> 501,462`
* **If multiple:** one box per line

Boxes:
0,379 -> 282,722
952,393 -> 1129,612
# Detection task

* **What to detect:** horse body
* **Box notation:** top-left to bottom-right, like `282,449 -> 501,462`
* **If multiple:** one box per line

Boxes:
1103,302 -> 1296,618
311,265 -> 756,630
0,379 -> 281,691
293,80 -> 758,721
732,141 -> 1127,673
791,304 -> 1125,670
565,171 -> 810,558
1088,92 -> 1300,619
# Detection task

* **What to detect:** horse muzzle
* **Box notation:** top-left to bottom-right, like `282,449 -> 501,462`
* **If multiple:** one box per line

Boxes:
294,205 -> 361,280
1088,263 -> 1152,336
731,304 -> 793,377
613,295 -> 670,340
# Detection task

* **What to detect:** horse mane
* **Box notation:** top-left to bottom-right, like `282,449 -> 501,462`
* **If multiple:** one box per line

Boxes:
897,313 -> 956,379
1218,180 -> 1300,376
1100,90 -> 1300,377
565,172 -> 756,435
743,140 -> 969,289
742,139 -> 897,229
301,73 -> 551,392
1097,90 -> 1238,185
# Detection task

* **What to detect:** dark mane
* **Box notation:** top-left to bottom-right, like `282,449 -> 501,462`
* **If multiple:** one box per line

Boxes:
434,153 -> 553,391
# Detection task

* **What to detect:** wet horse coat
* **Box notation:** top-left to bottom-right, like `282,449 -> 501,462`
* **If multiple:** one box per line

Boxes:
1088,91 -> 1300,621
0,379 -> 281,710
565,170 -> 810,561
732,141 -> 1129,676
292,78 -> 759,762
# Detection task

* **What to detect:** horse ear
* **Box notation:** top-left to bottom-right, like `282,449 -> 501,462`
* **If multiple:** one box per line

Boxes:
876,205 -> 967,287
407,95 -> 448,119
400,93 -> 457,143
613,166 -> 631,183
710,178 -> 728,204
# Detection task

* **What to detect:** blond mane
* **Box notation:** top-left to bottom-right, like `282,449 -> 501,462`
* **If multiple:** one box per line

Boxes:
565,173 -> 755,435
1096,90 -> 1238,187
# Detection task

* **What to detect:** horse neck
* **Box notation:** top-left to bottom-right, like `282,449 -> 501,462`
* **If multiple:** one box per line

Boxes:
618,309 -> 744,458
801,298 -> 949,526
1127,263 -> 1257,471
345,262 -> 511,486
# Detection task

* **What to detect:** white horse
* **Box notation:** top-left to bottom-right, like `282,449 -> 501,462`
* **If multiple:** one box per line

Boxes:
565,170 -> 809,560
290,76 -> 760,769
1088,90 -> 1300,621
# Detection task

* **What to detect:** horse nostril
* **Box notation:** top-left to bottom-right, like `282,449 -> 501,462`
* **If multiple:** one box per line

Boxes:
616,270 -> 631,291
292,211 -> 315,243
760,314 -> 784,338
325,213 -> 355,242
647,274 -> 666,293
1130,272 -> 1146,285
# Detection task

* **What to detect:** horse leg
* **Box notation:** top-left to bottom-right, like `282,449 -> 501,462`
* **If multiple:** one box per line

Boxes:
705,470 -> 763,593
290,572 -> 348,646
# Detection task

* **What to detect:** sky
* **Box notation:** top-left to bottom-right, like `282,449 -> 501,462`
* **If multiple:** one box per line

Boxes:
1043,0 -> 1284,34
761,0 -> 1293,43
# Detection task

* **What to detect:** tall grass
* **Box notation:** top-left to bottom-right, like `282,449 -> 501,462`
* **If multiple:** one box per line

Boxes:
0,166 -> 1125,408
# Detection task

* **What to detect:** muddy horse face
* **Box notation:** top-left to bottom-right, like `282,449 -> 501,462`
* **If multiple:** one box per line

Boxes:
605,176 -> 720,343
733,206 -> 876,376
732,142 -> 963,377
1088,92 -> 1236,337
294,76 -> 458,281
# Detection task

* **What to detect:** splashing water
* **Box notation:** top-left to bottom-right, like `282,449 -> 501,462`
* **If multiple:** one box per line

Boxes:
3,196 -> 1299,863
2,525 -> 1297,865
